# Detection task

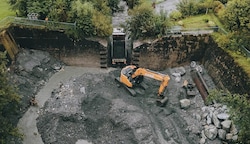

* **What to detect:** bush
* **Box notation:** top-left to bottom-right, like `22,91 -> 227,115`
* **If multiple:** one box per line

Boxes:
169,10 -> 182,21
213,1 -> 225,15
177,0 -> 201,17
0,52 -> 21,142
126,2 -> 170,39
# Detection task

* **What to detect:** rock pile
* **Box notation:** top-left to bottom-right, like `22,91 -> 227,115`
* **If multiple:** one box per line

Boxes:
199,103 -> 238,144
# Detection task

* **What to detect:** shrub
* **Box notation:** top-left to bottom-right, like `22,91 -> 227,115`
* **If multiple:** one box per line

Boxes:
169,10 -> 182,21
0,52 -> 21,142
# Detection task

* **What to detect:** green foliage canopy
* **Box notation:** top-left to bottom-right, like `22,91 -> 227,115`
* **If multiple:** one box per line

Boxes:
0,52 -> 21,142
219,0 -> 250,32
126,2 -> 170,39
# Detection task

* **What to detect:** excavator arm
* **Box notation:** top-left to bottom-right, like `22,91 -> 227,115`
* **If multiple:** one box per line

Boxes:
131,68 -> 170,97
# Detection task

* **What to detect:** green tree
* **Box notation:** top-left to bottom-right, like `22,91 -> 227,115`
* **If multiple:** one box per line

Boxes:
218,0 -> 250,49
126,2 -> 155,39
107,0 -> 120,13
177,0 -> 200,17
92,11 -> 112,37
208,90 -> 250,143
0,52 -> 21,142
47,0 -> 72,22
69,0 -> 112,38
201,0 -> 214,14
26,0 -> 52,19
125,0 -> 141,9
69,0 -> 95,37
92,0 -> 111,16
219,0 -> 250,31
213,1 -> 225,15
9,0 -> 29,16
126,2 -> 170,39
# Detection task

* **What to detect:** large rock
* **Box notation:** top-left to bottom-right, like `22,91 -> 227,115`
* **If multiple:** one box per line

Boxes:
204,125 -> 218,140
218,129 -> 226,140
232,135 -> 238,141
199,138 -> 206,144
230,123 -> 238,135
212,113 -> 221,128
226,133 -> 233,140
180,99 -> 191,109
221,120 -> 232,132
206,115 -> 212,125
217,113 -> 229,120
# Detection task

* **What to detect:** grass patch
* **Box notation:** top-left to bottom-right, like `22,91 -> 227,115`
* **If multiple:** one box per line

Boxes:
178,13 -> 224,29
0,0 -> 15,20
228,51 -> 250,77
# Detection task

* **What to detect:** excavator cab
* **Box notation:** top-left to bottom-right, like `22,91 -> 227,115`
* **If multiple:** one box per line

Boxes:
116,65 -> 170,106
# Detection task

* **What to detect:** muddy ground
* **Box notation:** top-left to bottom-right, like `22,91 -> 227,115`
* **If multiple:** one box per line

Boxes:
36,66 -> 218,144
9,49 -> 228,144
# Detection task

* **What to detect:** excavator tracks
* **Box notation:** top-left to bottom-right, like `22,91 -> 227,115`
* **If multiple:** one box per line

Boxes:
100,47 -> 108,68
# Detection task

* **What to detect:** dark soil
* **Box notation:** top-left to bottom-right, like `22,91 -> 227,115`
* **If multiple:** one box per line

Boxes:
35,64 -> 216,144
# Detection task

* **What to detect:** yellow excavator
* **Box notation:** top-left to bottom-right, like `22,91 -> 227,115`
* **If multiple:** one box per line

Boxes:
116,65 -> 170,106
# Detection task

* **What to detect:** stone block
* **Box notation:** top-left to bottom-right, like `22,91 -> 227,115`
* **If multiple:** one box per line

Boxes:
218,129 -> 226,140
226,133 -> 233,140
204,125 -> 218,140
221,120 -> 232,132
212,113 -> 221,128
180,99 -> 191,109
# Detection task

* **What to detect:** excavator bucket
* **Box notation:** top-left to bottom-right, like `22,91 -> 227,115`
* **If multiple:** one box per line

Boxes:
156,97 -> 168,107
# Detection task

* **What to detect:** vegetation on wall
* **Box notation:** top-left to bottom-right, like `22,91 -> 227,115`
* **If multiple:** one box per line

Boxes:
208,90 -> 250,143
0,52 -> 21,143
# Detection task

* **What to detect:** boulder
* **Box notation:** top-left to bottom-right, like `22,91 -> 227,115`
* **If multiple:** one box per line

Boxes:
172,72 -> 181,82
232,135 -> 238,141
217,113 -> 229,120
199,138 -> 206,144
221,120 -> 232,132
80,87 -> 86,94
218,129 -> 226,140
180,99 -> 191,109
206,115 -> 212,125
212,113 -> 221,128
226,133 -> 233,140
204,125 -> 218,140
230,123 -> 238,135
